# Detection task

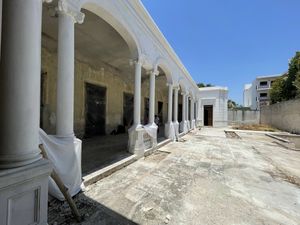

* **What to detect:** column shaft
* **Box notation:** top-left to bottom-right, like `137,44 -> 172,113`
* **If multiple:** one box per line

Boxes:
173,88 -> 179,122
182,94 -> 186,122
167,84 -> 173,123
56,12 -> 75,136
0,0 -> 43,168
149,71 -> 156,124
134,62 -> 142,125
186,96 -> 189,121
191,99 -> 195,120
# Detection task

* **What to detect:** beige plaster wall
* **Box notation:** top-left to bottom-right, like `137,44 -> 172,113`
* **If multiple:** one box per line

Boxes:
41,48 -> 169,137
260,99 -> 300,134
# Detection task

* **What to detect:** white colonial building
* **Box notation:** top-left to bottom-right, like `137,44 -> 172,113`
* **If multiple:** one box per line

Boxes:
0,0 -> 203,224
198,86 -> 228,127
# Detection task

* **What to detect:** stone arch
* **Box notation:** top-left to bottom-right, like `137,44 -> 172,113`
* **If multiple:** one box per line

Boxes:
177,77 -> 188,93
78,0 -> 141,60
154,57 -> 174,84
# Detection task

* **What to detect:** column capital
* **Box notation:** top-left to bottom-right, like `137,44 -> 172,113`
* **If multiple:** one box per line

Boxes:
57,0 -> 85,24
43,0 -> 53,3
181,91 -> 188,96
173,85 -> 180,91
166,83 -> 173,87
151,69 -> 160,76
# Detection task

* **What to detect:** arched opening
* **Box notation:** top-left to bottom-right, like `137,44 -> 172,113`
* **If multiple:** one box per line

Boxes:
41,1 -> 140,174
155,66 -> 171,142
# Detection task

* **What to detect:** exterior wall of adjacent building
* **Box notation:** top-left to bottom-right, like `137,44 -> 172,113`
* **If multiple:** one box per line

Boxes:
249,74 -> 281,110
198,87 -> 228,127
41,47 -> 169,137
243,84 -> 252,107
260,99 -> 300,134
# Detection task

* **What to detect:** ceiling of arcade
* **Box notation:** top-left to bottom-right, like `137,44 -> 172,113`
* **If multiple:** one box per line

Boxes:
42,2 -> 145,84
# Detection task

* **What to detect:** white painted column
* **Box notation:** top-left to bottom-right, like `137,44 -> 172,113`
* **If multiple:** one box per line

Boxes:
173,87 -> 179,138
134,61 -> 142,126
56,1 -> 84,137
148,70 -> 157,125
165,83 -> 174,139
191,98 -> 195,129
180,92 -> 188,133
182,93 -> 186,122
167,84 -> 173,123
173,87 -> 179,123
0,0 -> 46,168
128,60 -> 144,156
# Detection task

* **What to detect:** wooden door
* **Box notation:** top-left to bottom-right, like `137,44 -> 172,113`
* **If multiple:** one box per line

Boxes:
204,105 -> 213,126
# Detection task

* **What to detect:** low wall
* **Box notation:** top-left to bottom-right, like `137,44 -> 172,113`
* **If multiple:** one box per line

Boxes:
228,110 -> 260,125
260,99 -> 300,134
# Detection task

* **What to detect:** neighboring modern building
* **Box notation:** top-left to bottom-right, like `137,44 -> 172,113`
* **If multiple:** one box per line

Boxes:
245,74 -> 282,110
243,83 -> 252,107
198,86 -> 228,127
0,0 -> 202,224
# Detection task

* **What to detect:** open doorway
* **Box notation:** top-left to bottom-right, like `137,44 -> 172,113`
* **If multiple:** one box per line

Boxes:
204,105 -> 213,126
85,83 -> 106,138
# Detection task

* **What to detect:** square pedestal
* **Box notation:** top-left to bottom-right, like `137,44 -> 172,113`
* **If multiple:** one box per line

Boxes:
0,159 -> 52,225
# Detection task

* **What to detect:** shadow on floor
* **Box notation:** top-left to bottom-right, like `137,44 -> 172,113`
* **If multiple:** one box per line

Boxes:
48,192 -> 139,225
82,134 -> 131,175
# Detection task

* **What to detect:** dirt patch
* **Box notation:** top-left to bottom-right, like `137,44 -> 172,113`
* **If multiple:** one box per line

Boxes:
233,124 -> 278,132
225,131 -> 241,139
144,150 -> 170,163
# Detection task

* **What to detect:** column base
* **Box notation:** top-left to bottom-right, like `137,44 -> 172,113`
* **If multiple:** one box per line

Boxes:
191,119 -> 196,129
128,124 -> 145,158
165,122 -> 175,140
0,159 -> 52,225
144,123 -> 158,149
186,120 -> 191,131
173,121 -> 179,140
180,121 -> 188,134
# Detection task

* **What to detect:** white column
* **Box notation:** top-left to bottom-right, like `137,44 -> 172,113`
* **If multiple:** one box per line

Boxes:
173,87 -> 179,123
128,60 -> 144,156
191,98 -> 195,129
148,70 -> 157,125
167,83 -> 173,123
180,92 -> 187,133
56,1 -> 84,136
182,93 -> 186,122
0,0 -> 45,168
186,96 -> 189,121
134,61 -> 142,126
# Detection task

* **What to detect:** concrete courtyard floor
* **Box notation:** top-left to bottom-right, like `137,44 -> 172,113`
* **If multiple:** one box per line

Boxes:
49,128 -> 300,225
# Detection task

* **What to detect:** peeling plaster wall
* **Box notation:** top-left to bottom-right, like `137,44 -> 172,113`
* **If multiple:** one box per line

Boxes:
41,48 -> 169,137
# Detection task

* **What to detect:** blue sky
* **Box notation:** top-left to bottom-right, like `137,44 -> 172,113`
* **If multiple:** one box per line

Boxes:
141,0 -> 300,104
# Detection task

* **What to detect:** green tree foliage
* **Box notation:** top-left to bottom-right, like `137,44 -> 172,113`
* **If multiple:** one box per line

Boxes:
270,77 -> 286,103
197,83 -> 214,88
294,71 -> 300,98
228,99 -> 237,109
270,51 -> 300,103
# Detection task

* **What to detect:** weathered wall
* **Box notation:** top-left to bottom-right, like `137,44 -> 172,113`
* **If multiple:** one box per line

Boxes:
260,99 -> 300,134
41,48 -> 169,137
228,110 -> 260,125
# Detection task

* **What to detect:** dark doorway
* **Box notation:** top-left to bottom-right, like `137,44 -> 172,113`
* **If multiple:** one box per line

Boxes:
123,93 -> 134,128
204,105 -> 213,126
85,83 -> 106,137
178,104 -> 182,123
144,97 -> 149,124
158,101 -> 163,124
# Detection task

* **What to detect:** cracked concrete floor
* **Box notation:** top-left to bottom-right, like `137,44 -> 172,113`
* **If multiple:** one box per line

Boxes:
49,128 -> 300,225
